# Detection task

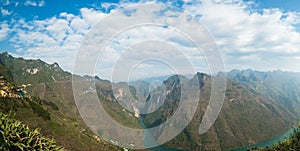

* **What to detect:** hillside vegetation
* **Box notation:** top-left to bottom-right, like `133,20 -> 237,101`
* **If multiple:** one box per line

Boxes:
1,52 -> 300,150
0,53 -> 124,150
0,112 -> 64,151
250,122 -> 300,151
270,124 -> 300,150
228,69 -> 300,116
142,74 -> 295,150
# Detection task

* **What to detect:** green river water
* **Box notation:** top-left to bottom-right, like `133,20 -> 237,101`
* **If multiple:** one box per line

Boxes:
139,118 -> 295,151
139,118 -> 184,151
228,127 -> 295,151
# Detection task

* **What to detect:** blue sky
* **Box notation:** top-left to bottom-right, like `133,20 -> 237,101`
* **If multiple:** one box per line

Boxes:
254,0 -> 300,12
1,0 -> 300,80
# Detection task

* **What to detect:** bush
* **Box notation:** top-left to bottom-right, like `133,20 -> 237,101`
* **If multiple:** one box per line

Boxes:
28,100 -> 50,120
256,122 -> 300,151
42,100 -> 59,111
0,112 -> 64,150
0,97 -> 28,113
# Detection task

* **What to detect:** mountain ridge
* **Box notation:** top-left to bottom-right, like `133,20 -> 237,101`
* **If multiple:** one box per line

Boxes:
1,52 -> 299,150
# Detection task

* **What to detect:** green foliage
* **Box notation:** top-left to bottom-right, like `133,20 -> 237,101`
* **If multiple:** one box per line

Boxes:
31,95 -> 59,111
267,124 -> 300,150
251,122 -> 300,151
0,112 -> 64,151
0,59 -> 13,82
42,100 -> 59,111
31,96 -> 42,105
28,99 -> 50,120
0,86 -> 50,121
0,97 -> 27,113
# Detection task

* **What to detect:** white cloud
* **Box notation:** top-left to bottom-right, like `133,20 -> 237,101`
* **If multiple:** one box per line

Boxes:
8,8 -> 107,72
59,12 -> 75,21
1,7 -> 11,16
80,8 -> 108,27
24,0 -> 45,7
182,0 -> 300,72
2,0 -> 10,5
0,22 -> 10,41
45,18 -> 70,41
70,17 -> 89,34
5,0 -> 300,78
184,0 -> 300,54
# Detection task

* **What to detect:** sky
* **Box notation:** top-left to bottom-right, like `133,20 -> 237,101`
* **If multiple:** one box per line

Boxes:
1,0 -> 300,81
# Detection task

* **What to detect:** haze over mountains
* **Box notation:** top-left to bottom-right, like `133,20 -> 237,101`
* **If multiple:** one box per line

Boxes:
0,52 -> 300,150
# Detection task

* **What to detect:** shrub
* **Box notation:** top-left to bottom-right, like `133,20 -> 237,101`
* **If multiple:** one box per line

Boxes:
28,100 -> 50,120
255,122 -> 300,151
42,100 -> 59,111
0,112 -> 64,150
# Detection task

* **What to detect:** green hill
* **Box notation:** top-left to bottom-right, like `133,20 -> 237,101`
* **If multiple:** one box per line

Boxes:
0,52 -> 124,151
0,52 -> 70,86
0,60 -> 13,82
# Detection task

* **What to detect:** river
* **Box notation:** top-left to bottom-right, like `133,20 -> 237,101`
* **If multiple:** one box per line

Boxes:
139,118 -> 296,151
228,127 -> 295,151
139,118 -> 185,151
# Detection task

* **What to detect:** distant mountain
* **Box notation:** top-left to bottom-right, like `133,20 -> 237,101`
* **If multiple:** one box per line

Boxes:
136,75 -> 174,83
141,72 -> 296,150
0,52 -> 70,85
1,52 -> 300,150
135,74 -> 195,84
129,80 -> 150,102
227,69 -> 300,116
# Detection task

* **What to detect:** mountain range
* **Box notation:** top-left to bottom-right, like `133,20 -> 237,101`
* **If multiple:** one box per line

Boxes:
0,52 -> 299,150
